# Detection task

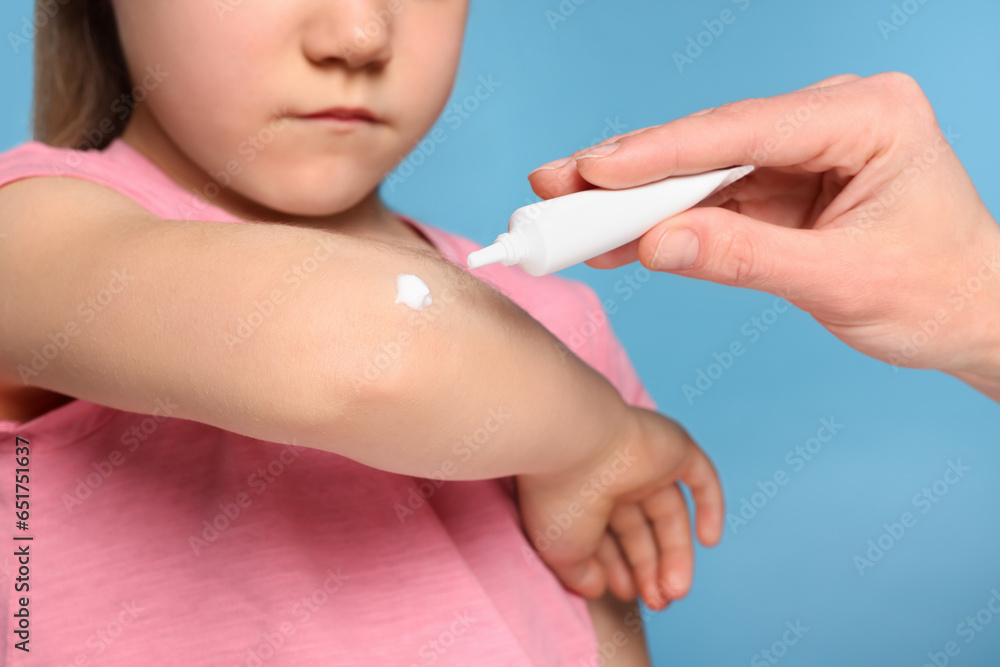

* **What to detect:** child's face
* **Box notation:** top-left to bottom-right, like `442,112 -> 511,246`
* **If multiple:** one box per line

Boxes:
110,0 -> 469,218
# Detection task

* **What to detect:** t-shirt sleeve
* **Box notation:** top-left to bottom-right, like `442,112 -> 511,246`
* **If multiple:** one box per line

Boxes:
579,286 -> 657,411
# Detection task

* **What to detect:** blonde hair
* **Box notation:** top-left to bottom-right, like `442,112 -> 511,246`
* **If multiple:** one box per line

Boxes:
32,0 -> 133,149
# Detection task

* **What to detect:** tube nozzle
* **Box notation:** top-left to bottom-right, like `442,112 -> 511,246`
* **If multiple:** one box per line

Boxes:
467,241 -> 509,270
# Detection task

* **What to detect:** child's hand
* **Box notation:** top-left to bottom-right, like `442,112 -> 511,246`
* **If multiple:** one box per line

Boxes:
516,407 -> 723,610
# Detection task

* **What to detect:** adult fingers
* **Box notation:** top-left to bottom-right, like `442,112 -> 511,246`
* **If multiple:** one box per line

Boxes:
535,72 -> 929,195
796,73 -> 863,91
528,156 -> 595,200
527,73 -> 852,202
669,74 -> 861,125
584,238 -> 641,270
634,204 -> 848,302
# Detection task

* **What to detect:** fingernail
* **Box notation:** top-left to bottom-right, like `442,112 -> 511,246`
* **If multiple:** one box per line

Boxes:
650,228 -> 699,271
576,142 -> 621,160
528,156 -> 573,175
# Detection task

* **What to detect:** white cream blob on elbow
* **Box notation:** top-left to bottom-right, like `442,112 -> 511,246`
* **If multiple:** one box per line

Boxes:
394,273 -> 433,311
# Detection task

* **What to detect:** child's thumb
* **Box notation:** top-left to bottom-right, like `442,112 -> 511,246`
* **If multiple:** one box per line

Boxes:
637,206 -> 835,298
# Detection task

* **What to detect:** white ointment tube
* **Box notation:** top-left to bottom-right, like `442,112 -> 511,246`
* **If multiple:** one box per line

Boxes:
467,165 -> 754,276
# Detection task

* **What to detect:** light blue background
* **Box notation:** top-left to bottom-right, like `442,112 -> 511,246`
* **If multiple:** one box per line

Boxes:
3,1 -> 998,665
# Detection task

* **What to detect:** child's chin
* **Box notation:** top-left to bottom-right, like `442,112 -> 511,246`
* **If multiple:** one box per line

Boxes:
259,185 -> 374,219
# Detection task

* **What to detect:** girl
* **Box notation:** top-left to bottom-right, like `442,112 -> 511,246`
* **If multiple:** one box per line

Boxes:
0,1 -> 723,664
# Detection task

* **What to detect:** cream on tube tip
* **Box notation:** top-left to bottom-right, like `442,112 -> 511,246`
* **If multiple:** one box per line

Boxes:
467,165 -> 754,276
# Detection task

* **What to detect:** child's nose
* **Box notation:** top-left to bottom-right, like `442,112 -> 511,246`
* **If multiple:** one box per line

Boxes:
300,0 -> 393,70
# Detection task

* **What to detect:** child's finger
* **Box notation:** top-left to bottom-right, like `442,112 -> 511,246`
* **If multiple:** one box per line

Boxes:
675,443 -> 726,546
608,503 -> 658,604
595,530 -> 638,602
642,483 -> 695,605
551,555 -> 606,600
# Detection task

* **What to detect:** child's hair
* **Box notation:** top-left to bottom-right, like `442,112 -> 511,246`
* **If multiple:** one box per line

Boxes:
32,0 -> 132,150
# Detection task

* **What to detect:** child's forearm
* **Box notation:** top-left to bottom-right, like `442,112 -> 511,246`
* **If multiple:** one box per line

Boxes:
0,178 -> 627,479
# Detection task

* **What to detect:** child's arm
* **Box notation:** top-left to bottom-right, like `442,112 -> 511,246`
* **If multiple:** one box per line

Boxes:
0,176 -> 633,479
2,176 -> 723,609
586,593 -> 650,667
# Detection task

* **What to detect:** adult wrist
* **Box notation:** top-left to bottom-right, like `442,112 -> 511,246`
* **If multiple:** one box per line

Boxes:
949,370 -> 1000,403
946,214 -> 1000,401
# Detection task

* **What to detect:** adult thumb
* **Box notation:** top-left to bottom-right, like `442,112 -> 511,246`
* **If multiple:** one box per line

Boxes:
637,206 -> 841,299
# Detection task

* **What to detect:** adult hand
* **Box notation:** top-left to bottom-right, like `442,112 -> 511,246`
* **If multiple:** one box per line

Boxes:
528,73 -> 1000,400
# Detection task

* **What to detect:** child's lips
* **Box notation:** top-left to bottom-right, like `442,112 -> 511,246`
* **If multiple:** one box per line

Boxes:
296,107 -> 382,128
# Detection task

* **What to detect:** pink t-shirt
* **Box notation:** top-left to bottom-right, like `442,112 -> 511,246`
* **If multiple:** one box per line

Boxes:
0,139 -> 656,666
